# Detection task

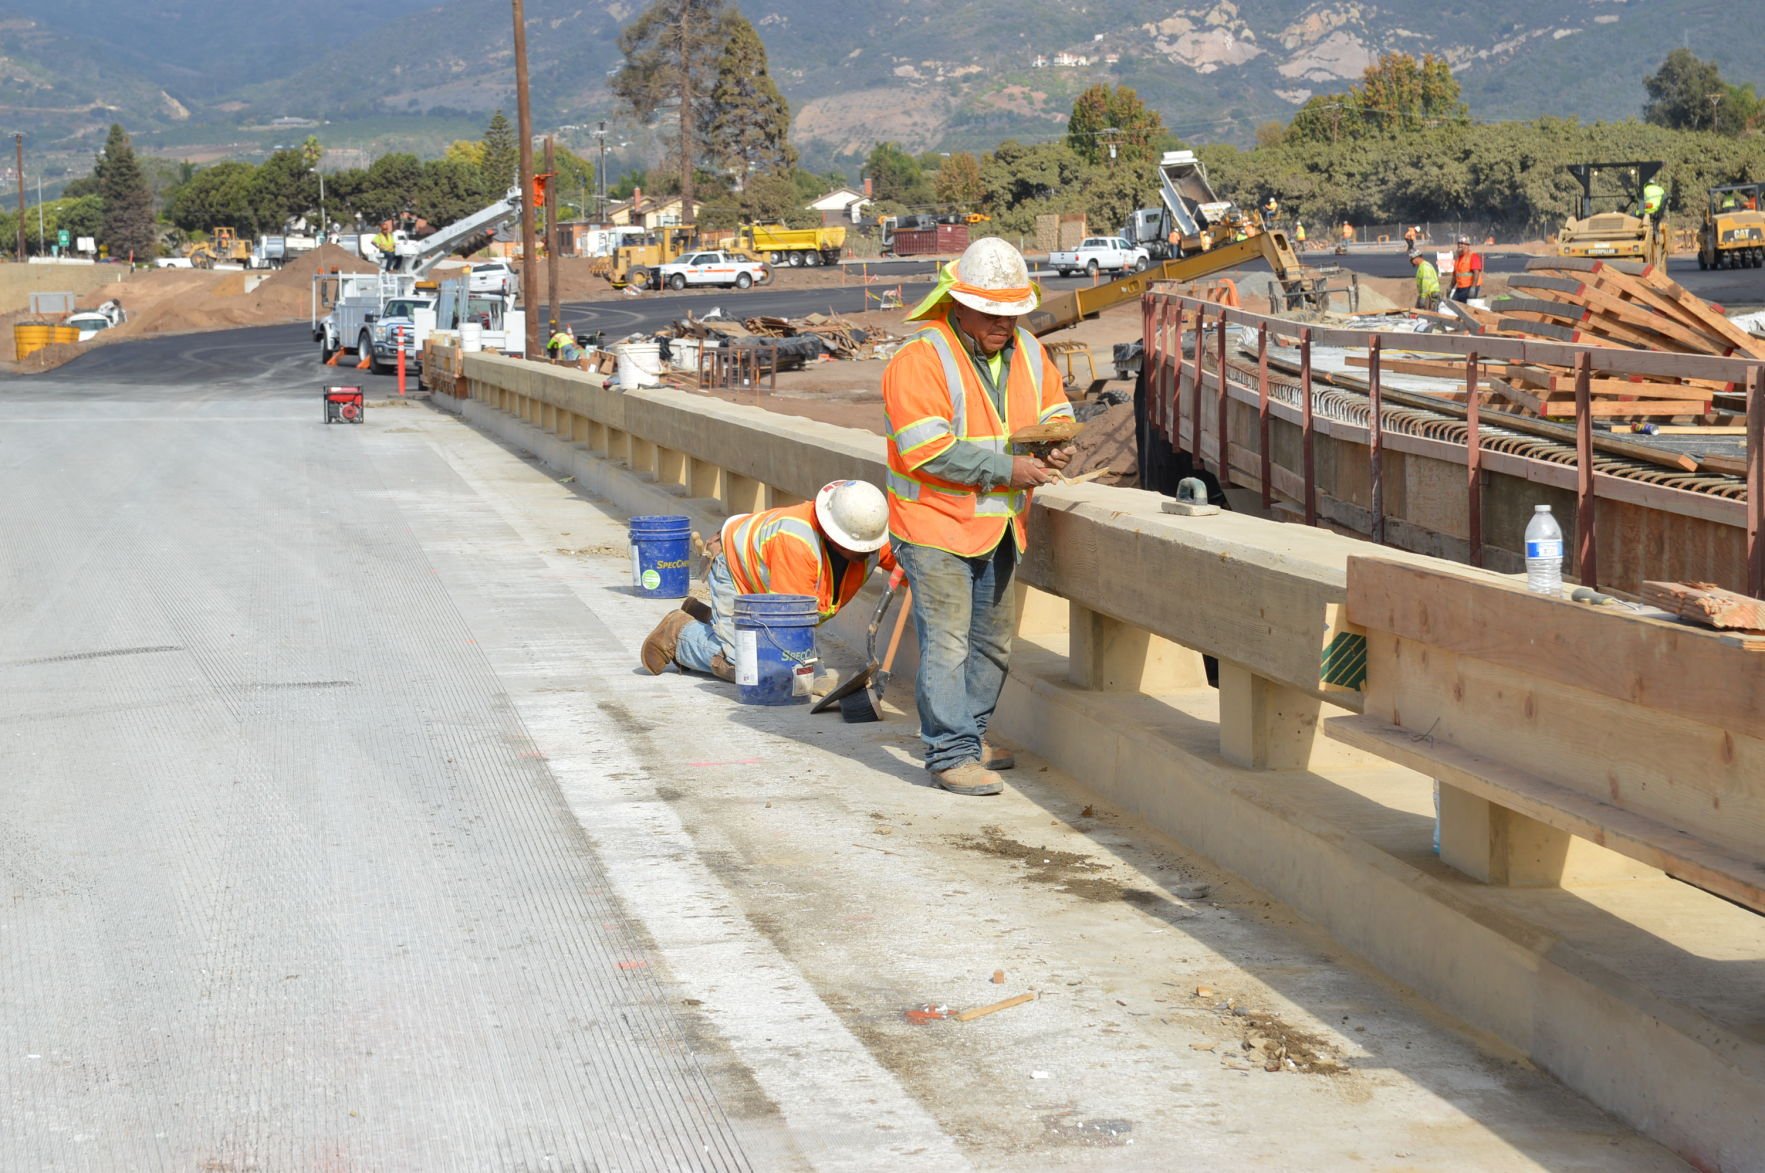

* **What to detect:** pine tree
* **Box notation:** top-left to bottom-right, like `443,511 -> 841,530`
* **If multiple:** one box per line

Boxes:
707,12 -> 796,181
612,0 -> 728,217
96,124 -> 157,262
480,110 -> 519,197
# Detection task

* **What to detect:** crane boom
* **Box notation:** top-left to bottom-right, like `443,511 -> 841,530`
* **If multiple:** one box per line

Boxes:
1022,229 -> 1314,338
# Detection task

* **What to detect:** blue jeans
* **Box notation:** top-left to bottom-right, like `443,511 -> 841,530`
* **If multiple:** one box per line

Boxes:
674,553 -> 737,674
894,539 -> 1017,773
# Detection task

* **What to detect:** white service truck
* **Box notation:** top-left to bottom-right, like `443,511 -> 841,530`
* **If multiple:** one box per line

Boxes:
1048,236 -> 1150,277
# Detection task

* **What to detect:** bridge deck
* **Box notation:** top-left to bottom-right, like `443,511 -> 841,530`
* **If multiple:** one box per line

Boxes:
0,358 -> 1682,1170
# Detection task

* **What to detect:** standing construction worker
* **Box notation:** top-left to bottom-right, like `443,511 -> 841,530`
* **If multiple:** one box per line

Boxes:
1641,180 -> 1666,220
371,221 -> 399,272
882,237 -> 1076,797
1262,196 -> 1279,227
1295,220 -> 1307,249
1403,224 -> 1419,250
639,480 -> 894,682
1410,250 -> 1441,311
1449,236 -> 1483,303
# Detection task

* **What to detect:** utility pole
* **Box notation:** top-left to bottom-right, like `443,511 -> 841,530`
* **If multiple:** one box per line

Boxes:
595,120 -> 608,222
511,0 -> 541,359
545,135 -> 560,338
37,172 -> 45,254
15,133 -> 25,262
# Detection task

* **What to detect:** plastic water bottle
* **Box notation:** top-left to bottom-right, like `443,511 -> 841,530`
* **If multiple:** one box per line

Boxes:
1524,505 -> 1563,595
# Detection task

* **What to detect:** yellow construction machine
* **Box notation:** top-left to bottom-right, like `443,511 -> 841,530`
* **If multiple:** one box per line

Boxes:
1557,162 -> 1668,268
182,227 -> 253,269
595,225 -> 700,288
1697,182 -> 1765,270
1023,228 -> 1322,338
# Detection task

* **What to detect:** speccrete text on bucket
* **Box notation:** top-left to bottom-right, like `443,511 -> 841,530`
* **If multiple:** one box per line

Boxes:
628,515 -> 692,597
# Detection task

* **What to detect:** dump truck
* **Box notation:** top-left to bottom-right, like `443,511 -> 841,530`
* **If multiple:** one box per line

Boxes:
1558,162 -> 1668,268
721,224 -> 845,267
1122,150 -> 1250,260
1697,182 -> 1765,270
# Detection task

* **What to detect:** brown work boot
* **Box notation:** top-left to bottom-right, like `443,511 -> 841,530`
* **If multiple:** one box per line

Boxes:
709,652 -> 735,682
680,596 -> 712,622
640,610 -> 692,674
932,762 -> 1004,797
981,739 -> 1015,771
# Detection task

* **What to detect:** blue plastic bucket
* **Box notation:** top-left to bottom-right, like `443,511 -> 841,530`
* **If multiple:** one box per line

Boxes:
733,593 -> 819,706
628,515 -> 692,598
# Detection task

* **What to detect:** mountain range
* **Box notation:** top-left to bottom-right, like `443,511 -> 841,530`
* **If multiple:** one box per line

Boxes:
2,0 -> 1760,181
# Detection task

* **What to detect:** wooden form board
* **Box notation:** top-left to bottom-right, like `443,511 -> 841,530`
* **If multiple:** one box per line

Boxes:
1344,557 -> 1765,898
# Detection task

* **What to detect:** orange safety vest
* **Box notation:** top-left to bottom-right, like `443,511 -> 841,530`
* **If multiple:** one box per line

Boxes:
720,501 -> 888,621
1452,250 -> 1484,289
882,313 -> 1075,557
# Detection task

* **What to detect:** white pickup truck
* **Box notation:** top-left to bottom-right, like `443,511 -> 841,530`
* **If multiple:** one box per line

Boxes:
655,250 -> 770,290
1048,236 -> 1150,277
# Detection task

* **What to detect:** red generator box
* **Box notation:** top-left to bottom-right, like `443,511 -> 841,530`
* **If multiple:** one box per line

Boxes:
323,385 -> 364,424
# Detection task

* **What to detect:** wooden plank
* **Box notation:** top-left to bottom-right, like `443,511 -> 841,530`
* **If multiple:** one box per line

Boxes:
1482,376 -> 1703,419
1637,264 -> 1765,360
1512,274 -> 1728,354
1329,715 -> 1765,914
1641,581 -> 1765,630
1346,557 -> 1765,740
1343,355 -> 1525,380
1537,375 -> 1714,400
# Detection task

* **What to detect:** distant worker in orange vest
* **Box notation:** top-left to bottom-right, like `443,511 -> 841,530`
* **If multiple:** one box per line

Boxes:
1450,235 -> 1484,302
883,237 -> 1076,797
640,480 -> 895,682
1340,220 -> 1354,244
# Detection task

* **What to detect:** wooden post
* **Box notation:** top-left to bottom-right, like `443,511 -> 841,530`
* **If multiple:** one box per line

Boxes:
1300,328 -> 1315,525
1170,305 -> 1184,451
1257,323 -> 1271,510
1466,351 -> 1482,567
1190,306 -> 1205,462
1750,364 -> 1765,598
1068,602 -> 1208,692
510,0 -> 541,361
1215,314 -> 1229,485
1575,351 -> 1597,589
544,135 -> 560,341
1369,335 -> 1385,546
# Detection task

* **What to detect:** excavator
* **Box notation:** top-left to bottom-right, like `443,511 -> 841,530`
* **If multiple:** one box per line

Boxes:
1022,227 -> 1321,338
183,227 -> 253,268
1557,162 -> 1669,268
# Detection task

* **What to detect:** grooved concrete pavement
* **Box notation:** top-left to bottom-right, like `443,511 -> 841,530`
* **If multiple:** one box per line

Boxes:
1,345 -> 1687,1171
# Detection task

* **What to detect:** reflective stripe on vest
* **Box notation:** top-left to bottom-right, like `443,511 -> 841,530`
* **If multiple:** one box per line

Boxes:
726,509 -> 819,594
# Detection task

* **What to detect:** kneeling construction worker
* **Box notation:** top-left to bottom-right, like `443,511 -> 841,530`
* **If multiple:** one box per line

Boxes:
640,479 -> 894,681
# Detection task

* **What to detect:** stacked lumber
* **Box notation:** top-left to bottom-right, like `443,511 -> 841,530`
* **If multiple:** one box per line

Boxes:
1441,257 -> 1765,421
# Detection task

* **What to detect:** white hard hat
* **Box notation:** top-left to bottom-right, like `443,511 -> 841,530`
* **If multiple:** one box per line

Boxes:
947,237 -> 1038,317
814,479 -> 889,554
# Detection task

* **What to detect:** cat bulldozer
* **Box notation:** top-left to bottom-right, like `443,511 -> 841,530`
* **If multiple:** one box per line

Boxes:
1697,182 -> 1765,270
183,227 -> 253,269
595,226 -> 700,289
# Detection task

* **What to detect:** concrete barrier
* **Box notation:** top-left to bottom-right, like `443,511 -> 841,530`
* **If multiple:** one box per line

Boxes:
447,347 -> 1764,1171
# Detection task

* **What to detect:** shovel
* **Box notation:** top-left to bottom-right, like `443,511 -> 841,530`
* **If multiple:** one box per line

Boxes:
839,578 -> 911,723
812,567 -> 907,720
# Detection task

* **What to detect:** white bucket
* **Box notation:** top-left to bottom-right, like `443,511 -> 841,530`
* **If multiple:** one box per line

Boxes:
459,322 -> 484,353
614,341 -> 664,389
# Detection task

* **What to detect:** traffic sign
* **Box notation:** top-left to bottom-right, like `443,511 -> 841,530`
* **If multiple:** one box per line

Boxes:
56,229 -> 70,247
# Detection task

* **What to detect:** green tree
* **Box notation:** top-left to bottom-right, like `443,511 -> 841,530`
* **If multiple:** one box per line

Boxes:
612,0 -> 729,217
707,11 -> 796,178
1642,49 -> 1760,135
251,149 -> 319,234
865,141 -> 927,205
1289,52 -> 1466,144
480,110 -> 519,196
166,161 -> 259,232
1066,84 -> 1166,168
95,124 -> 157,262
354,153 -> 425,222
445,139 -> 486,169
933,152 -> 984,210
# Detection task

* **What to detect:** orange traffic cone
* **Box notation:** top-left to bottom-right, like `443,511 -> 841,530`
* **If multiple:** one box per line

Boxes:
325,350 -> 341,366
355,351 -> 372,370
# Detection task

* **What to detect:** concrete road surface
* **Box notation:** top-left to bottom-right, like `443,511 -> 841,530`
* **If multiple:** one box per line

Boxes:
0,339 -> 1687,1170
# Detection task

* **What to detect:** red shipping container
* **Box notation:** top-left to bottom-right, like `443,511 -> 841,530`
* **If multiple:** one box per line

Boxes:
892,223 -> 971,256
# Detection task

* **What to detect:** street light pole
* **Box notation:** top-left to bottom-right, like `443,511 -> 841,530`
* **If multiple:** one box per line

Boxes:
15,133 -> 25,262
511,0 -> 541,359
596,120 -> 608,222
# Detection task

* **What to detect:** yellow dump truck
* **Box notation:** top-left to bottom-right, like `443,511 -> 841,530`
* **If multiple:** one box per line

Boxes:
1697,183 -> 1765,270
1557,162 -> 1668,268
721,224 -> 845,267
